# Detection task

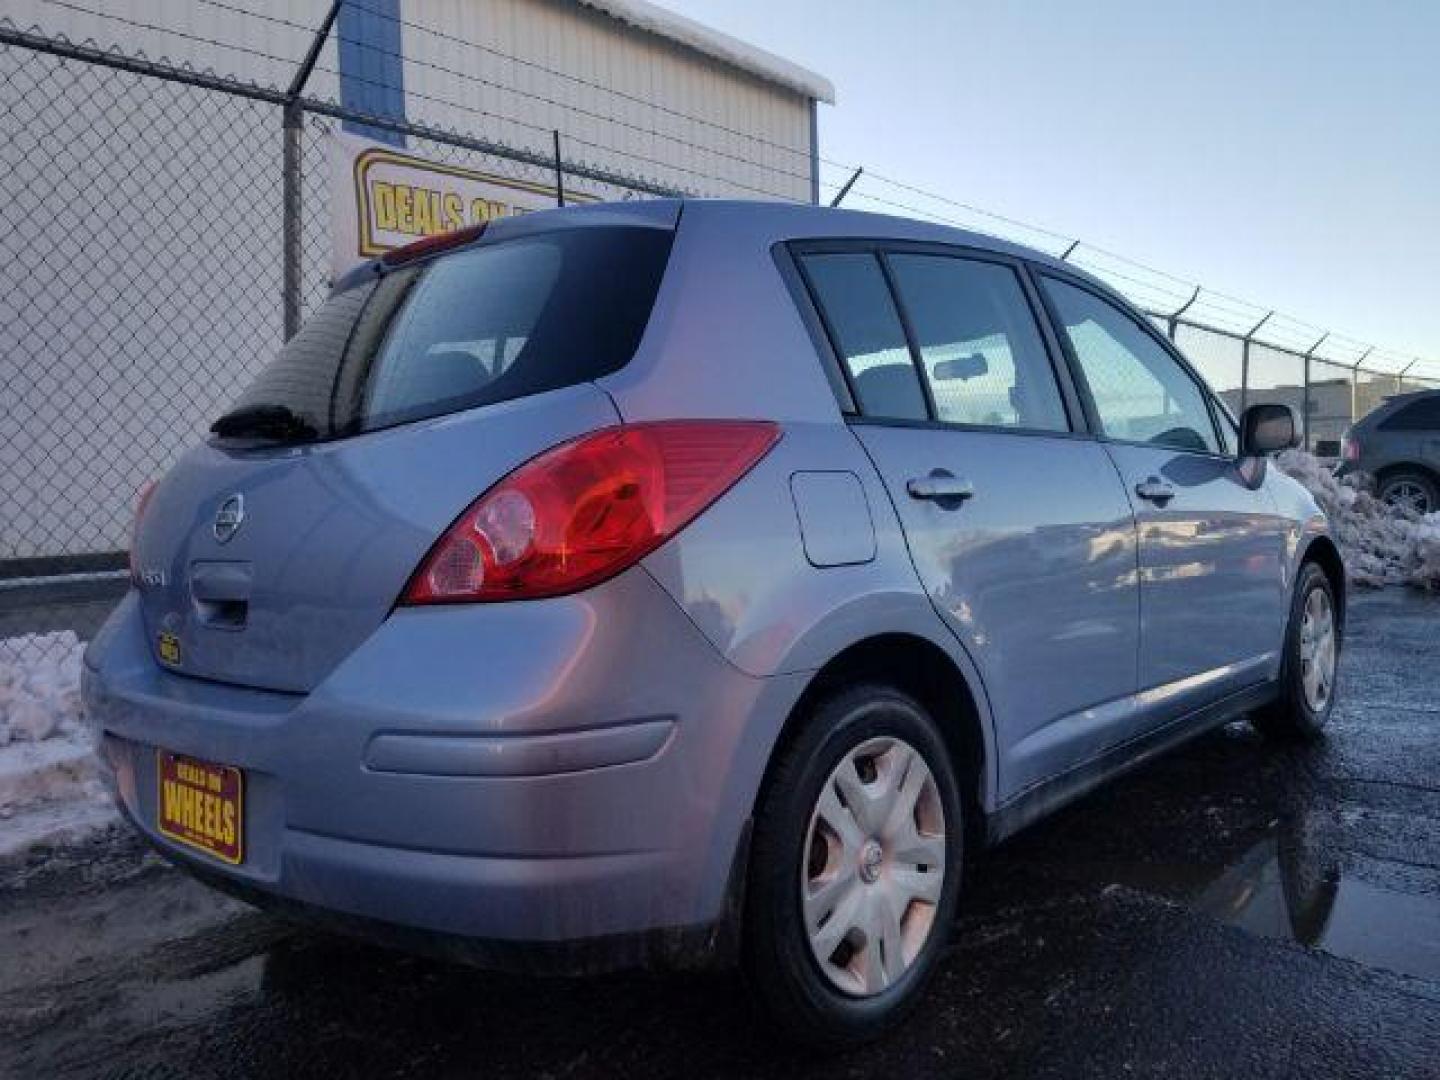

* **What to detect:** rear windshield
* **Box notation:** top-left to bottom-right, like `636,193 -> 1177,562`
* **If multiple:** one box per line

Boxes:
216,225 -> 673,441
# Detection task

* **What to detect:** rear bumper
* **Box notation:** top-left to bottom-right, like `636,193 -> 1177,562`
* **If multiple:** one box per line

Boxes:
82,572 -> 806,962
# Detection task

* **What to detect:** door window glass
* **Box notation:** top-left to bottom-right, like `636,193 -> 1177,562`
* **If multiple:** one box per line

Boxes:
1043,278 -> 1220,453
888,255 -> 1069,431
802,253 -> 927,422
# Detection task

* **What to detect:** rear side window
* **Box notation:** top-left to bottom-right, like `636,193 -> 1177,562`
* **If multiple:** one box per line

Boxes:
1380,397 -> 1440,431
219,226 -> 673,440
887,255 -> 1068,431
801,253 -> 927,421
1042,277 -> 1220,454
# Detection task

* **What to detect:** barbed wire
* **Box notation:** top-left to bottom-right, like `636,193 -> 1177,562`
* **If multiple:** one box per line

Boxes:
12,1 -> 1437,376
187,0 -> 820,191
196,0 -> 825,169
30,0 -> 806,201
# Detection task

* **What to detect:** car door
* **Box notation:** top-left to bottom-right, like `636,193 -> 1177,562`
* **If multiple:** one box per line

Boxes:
795,245 -> 1140,799
1037,274 -> 1289,720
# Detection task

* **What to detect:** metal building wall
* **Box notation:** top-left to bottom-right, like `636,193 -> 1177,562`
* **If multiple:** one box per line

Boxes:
1,0 -> 341,95
0,1 -> 818,566
399,0 -> 815,201
4,0 -> 815,199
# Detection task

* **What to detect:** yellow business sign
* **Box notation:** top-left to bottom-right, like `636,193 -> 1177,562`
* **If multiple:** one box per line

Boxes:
329,130 -> 597,277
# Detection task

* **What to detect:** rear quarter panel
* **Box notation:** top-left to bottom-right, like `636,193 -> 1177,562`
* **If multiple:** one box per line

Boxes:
640,419 -> 1001,815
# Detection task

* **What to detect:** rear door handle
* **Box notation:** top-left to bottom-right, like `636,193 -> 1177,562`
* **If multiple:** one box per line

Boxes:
907,472 -> 975,504
1134,477 -> 1175,505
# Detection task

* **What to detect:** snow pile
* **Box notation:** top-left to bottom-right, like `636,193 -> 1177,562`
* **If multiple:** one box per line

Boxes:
0,631 -> 85,745
0,632 -> 116,862
1276,449 -> 1440,589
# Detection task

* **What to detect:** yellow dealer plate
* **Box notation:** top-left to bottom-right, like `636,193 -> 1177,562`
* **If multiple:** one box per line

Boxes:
156,751 -> 244,865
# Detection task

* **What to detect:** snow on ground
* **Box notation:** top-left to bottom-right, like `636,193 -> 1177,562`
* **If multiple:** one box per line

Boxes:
0,632 -> 117,863
1276,450 -> 1440,589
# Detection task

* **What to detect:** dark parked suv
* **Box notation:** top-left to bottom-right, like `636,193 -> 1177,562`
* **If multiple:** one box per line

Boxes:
1338,390 -> 1440,515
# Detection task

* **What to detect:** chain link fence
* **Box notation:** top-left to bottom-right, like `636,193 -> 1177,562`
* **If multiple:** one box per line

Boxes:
825,170 -> 1440,458
2,14 -> 1437,668
1165,317 -> 1439,458
0,21 -> 692,591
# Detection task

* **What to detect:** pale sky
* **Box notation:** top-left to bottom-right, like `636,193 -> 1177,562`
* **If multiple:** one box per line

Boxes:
665,0 -> 1439,370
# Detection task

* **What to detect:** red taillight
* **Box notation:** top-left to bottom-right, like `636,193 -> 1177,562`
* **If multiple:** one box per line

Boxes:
379,223 -> 486,268
401,421 -> 781,604
128,480 -> 158,581
1342,432 -> 1361,462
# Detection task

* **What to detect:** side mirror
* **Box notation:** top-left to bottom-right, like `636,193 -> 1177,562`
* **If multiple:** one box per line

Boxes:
933,352 -> 988,381
1239,402 -> 1298,456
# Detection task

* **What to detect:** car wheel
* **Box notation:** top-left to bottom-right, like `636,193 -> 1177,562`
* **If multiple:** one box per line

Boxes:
1377,470 -> 1438,516
1252,562 -> 1340,741
742,683 -> 963,1046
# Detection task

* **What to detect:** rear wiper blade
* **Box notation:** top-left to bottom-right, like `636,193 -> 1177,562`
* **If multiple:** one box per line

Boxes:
211,404 -> 319,442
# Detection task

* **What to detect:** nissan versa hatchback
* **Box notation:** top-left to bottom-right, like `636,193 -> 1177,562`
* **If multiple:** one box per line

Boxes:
83,200 -> 1344,1044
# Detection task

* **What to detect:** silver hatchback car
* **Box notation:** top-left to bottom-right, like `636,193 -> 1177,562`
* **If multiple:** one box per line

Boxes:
84,199 -> 1343,1043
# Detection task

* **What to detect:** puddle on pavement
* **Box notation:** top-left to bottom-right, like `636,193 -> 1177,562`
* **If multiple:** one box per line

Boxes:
1187,832 -> 1440,982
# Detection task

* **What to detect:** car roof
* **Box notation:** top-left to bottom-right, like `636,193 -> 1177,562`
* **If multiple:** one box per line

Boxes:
542,197 -> 1127,304
339,197 -> 1127,311
1353,387 -> 1440,427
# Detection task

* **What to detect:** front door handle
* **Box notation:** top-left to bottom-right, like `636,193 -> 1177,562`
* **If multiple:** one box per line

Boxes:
1134,477 -> 1176,505
907,472 -> 975,504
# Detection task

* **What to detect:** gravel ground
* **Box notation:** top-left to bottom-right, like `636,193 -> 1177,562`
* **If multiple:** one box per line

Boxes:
0,589 -> 1437,1078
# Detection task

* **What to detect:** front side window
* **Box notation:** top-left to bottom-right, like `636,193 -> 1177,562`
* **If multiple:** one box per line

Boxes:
887,254 -> 1068,431
801,253 -> 928,421
1042,277 -> 1220,453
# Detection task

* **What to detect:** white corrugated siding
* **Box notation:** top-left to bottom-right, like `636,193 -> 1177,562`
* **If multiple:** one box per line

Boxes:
2,0 -> 339,95
399,0 -> 812,200
4,0 -> 813,198
1,0 -> 815,561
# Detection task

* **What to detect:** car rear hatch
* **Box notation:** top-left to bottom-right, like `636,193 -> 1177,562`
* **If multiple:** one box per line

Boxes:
131,205 -> 678,693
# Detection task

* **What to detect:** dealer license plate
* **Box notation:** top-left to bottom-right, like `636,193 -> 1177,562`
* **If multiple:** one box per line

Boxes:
156,751 -> 244,865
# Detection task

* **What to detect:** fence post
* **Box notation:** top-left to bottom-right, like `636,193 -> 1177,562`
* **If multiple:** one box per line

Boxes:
1239,310 -> 1273,415
552,129 -> 565,207
1167,285 -> 1201,341
1302,332 -> 1328,451
1350,347 -> 1373,426
282,1 -> 343,341
1398,359 -> 1417,394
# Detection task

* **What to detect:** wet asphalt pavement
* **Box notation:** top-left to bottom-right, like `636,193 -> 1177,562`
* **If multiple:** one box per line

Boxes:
2,589 -> 1438,1078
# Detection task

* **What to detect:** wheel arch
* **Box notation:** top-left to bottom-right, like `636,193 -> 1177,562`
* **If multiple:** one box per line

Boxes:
1300,533 -> 1347,633
759,632 -> 995,855
1373,460 -> 1440,497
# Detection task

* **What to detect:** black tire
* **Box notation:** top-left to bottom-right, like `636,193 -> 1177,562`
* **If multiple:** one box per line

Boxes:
1377,469 -> 1438,517
741,683 -> 964,1046
1252,561 -> 1340,741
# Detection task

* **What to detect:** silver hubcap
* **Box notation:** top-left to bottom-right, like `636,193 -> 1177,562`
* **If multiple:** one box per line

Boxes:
801,736 -> 946,997
1382,480 -> 1432,516
1299,587 -> 1337,712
